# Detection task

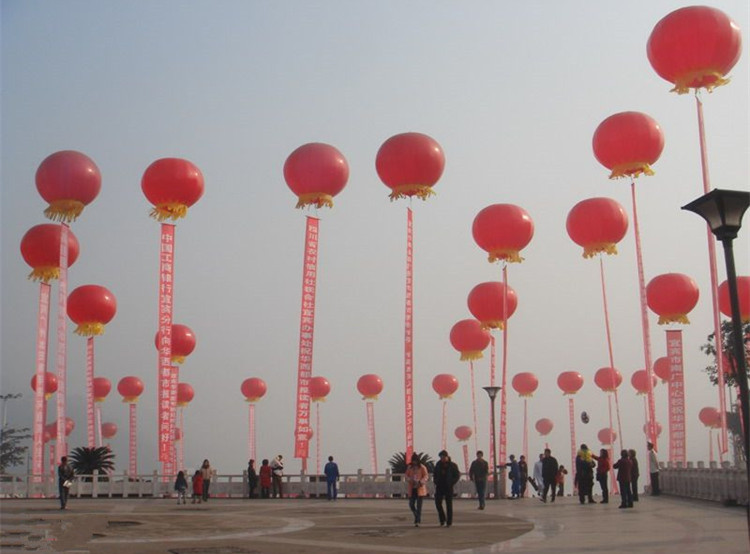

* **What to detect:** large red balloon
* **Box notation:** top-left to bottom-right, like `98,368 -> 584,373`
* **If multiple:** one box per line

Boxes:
357,374 -> 383,400
719,276 -> 750,322
67,284 -> 117,336
557,371 -> 584,395
472,204 -> 534,263
449,319 -> 491,361
652,356 -> 671,383
20,224 -> 80,282
154,324 -> 197,364
35,150 -> 101,222
101,422 -> 118,439
432,374 -> 459,399
630,369 -> 657,395
647,6 -> 742,94
646,273 -> 699,325
594,367 -> 622,392
592,112 -> 664,179
454,425 -> 472,441
643,421 -> 663,438
310,376 -> 331,401
698,407 -> 721,428
118,376 -> 144,403
141,158 -> 204,221
93,377 -> 111,402
467,282 -> 518,330
566,197 -> 628,258
31,372 -> 58,399
535,418 -> 554,436
375,132 -> 445,200
241,377 -> 267,402
283,143 -> 349,209
598,428 -> 617,445
512,372 -> 539,397
177,382 -> 195,406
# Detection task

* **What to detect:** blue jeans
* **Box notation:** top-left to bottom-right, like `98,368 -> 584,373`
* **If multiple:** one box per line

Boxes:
326,479 -> 337,500
511,478 -> 521,497
409,490 -> 423,523
475,479 -> 487,507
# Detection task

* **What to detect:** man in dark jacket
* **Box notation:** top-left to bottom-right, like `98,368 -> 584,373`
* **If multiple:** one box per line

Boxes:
541,448 -> 559,503
614,449 -> 633,508
433,450 -> 460,527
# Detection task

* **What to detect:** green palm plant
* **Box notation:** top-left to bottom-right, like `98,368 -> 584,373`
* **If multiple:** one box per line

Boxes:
388,451 -> 434,474
69,446 -> 115,477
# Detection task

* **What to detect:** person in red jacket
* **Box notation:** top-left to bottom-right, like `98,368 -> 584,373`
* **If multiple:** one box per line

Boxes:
191,470 -> 203,504
613,450 -> 633,509
259,459 -> 272,499
592,449 -> 610,503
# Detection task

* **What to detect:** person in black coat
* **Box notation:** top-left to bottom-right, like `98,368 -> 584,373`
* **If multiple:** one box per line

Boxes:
541,448 -> 559,503
433,450 -> 460,527
247,459 -> 258,498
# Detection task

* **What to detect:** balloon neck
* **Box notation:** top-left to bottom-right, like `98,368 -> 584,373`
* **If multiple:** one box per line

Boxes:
74,322 -> 106,336
150,203 -> 188,221
459,350 -> 484,362
44,200 -> 84,222
295,193 -> 334,209
27,266 -> 60,283
388,184 -> 435,201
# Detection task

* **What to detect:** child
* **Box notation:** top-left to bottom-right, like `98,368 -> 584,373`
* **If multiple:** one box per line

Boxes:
259,459 -> 272,499
192,469 -> 203,504
175,470 -> 188,504
556,465 -> 568,497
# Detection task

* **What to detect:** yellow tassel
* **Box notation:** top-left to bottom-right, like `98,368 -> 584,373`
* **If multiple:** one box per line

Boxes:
480,320 -> 505,331
44,200 -> 85,223
295,193 -> 334,209
244,397 -> 260,403
94,397 -> 106,403
518,392 -> 534,398
44,393 -> 53,401
388,185 -> 436,201
149,203 -> 188,221
657,314 -> 690,325
361,394 -> 379,401
439,393 -> 454,400
27,267 -> 60,283
459,350 -> 484,361
74,322 -> 106,336
171,355 -> 186,365
583,243 -> 618,258
608,162 -> 655,179
487,250 -> 524,264
312,397 -> 328,403
122,397 -> 139,403
670,70 -> 730,95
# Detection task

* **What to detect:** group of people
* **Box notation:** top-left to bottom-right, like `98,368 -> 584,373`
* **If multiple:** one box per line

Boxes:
244,455 -> 286,499
406,450 -> 460,527
173,459 -> 215,504
504,449 -> 566,502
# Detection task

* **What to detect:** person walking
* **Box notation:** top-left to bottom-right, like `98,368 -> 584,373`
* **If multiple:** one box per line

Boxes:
614,449 -> 633,508
575,444 -> 596,504
191,470 -> 203,504
518,455 -> 529,498
405,452 -> 428,527
505,454 -> 521,499
556,465 -> 568,497
531,454 -> 544,497
647,442 -> 660,496
200,459 -> 214,502
271,455 -> 284,498
247,459 -> 258,498
174,470 -> 188,504
469,450 -> 489,509
259,459 -> 272,498
324,455 -> 340,501
433,450 -> 460,527
629,449 -> 640,501
57,456 -> 74,510
592,448 -> 610,503
541,448 -> 559,503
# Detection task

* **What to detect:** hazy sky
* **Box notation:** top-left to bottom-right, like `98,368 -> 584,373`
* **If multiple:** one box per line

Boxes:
2,1 -> 748,476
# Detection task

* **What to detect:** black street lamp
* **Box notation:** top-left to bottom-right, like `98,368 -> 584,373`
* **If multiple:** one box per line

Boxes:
482,386 -> 502,500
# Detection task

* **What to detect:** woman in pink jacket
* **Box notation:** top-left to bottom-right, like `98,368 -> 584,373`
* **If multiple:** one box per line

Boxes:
405,453 -> 429,527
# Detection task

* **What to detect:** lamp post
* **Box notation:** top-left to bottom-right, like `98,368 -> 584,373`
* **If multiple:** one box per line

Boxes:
483,386 -> 502,500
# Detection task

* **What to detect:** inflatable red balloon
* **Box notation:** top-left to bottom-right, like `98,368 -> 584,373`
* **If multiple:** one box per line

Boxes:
155,324 -> 196,364
630,369 -> 657,395
719,276 -> 750,322
647,6 -> 742,94
432,374 -> 459,399
31,372 -> 58,400
375,132 -> 445,200
118,376 -> 144,403
283,143 -> 349,209
177,382 -> 195,407
472,204 -> 534,263
698,407 -> 721,428
646,273 -> 699,324
598,427 -> 617,445
141,158 -> 204,221
93,377 -> 111,402
101,422 -> 118,439
310,376 -> 331,401
357,374 -> 384,400
535,418 -> 554,436
467,282 -> 518,330
449,319 -> 491,361
557,371 -> 584,395
35,150 -> 101,222
594,367 -> 622,392
512,372 -> 539,397
67,284 -> 117,336
454,425 -> 472,441
643,421 -> 663,438
652,356 -> 671,383
241,378 -> 267,402
592,112 -> 664,179
566,197 -> 629,258
20,224 -> 80,282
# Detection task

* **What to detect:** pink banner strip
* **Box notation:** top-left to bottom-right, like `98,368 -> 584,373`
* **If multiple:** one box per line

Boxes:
95,404 -> 103,448
366,401 -> 378,474
86,337 -> 95,447
404,208 -> 414,460
294,216 -> 318,459
499,266 -> 509,467
56,224 -> 69,460
316,402 -> 321,476
441,400 -> 447,450
169,365 -> 179,471
129,402 -> 137,476
666,330 -> 686,464
157,224 -> 175,462
522,398 -> 528,461
179,408 -> 185,471
462,443 -> 469,476
32,284 -> 51,478
469,361 -> 479,454
568,397 -> 576,486
248,403 -> 255,462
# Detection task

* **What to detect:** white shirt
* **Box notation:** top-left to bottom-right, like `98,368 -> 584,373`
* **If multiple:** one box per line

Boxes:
648,450 -> 659,473
533,460 -> 543,483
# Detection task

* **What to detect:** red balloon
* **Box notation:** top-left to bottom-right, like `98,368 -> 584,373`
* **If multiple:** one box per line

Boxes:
118,376 -> 144,403
643,421 -> 663,438
472,204 -> 534,263
375,132 -> 445,200
512,372 -> 539,397
647,6 -> 742,94
101,422 -> 118,439
592,112 -> 664,179
535,418 -> 554,436
177,382 -> 195,406
598,427 -> 617,445
630,369 -> 657,395
454,425 -> 472,441
241,378 -> 267,402
93,377 -> 111,402
30,372 -> 58,398
652,356 -> 671,383
467,282 -> 518,330
20,224 -> 80,282
357,374 -> 383,400
566,198 -> 628,258
310,376 -> 331,401
698,407 -> 721,428
67,285 -> 117,336
719,276 -> 750,322
449,319 -> 491,361
283,143 -> 349,209
594,367 -> 622,392
432,374 -> 459,399
647,273 -> 699,325
557,371 -> 584,395
141,158 -> 204,221
154,324 -> 196,364
35,150 -> 101,222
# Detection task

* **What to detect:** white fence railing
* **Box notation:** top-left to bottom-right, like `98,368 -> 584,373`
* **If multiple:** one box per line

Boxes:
660,461 -> 748,505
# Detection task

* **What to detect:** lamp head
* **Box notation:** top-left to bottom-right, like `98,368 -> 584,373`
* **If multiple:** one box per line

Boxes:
482,386 -> 501,400
682,189 -> 750,241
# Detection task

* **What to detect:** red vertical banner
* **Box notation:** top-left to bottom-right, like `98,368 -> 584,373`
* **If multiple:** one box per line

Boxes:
489,336 -> 496,471
157,224 -> 175,463
469,361 -> 479,454
95,404 -> 103,448
499,266 -> 509,467
294,216 -> 319,460
166,365 -> 179,477
404,208 -> 414,460
462,443 -> 470,475
366,401 -> 378,474
55,224 -> 69,460
32,284 -> 51,478
86,337 -> 95,447
129,402 -> 137,476
179,408 -> 186,471
248,403 -> 256,462
568,397 -> 577,485
666,330 -> 686,464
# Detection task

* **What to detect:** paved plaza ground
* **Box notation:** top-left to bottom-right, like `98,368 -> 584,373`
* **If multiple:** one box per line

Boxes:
1,494 -> 748,554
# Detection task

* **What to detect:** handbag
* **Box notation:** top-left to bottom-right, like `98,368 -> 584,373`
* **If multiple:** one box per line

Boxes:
62,479 -> 73,488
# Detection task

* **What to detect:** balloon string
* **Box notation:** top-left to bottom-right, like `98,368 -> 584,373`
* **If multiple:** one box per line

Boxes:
599,256 -> 624,450
469,361 -> 479,454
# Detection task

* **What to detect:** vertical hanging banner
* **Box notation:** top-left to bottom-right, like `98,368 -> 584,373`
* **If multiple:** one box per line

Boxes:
248,403 -> 256,462
166,365 -> 179,476
498,267 -> 509,467
666,330 -> 686,464
86,337 -> 95,447
32,284 -> 51,478
179,408 -> 186,472
95,404 -> 103,448
55,224 -> 69,460
366,401 -> 378,474
157,224 -> 175,462
404,208 -> 414,459
294,217 -> 319,459
568,398 -> 577,484
129,403 -> 138,476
